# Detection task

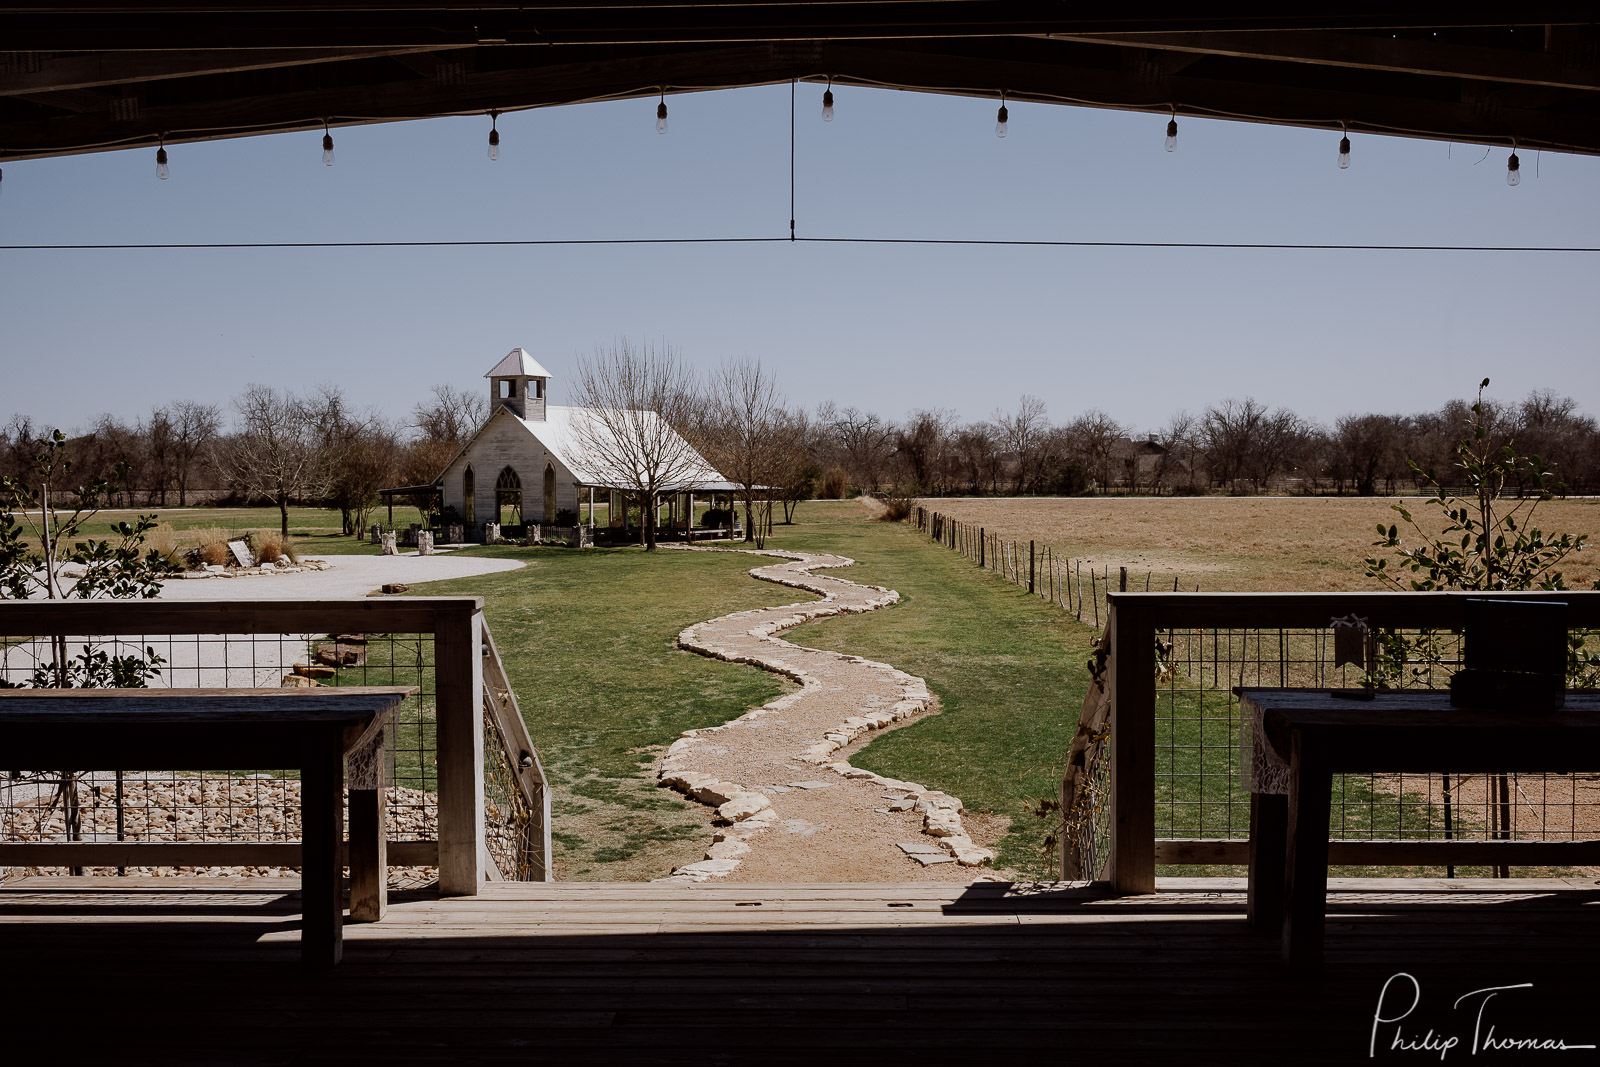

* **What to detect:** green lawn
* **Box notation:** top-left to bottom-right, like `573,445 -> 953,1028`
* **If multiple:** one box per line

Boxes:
398,542 -> 796,880
770,503 -> 1098,878
385,500 -> 1097,880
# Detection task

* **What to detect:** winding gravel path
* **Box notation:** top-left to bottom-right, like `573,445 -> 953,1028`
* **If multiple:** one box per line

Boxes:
656,546 -> 995,883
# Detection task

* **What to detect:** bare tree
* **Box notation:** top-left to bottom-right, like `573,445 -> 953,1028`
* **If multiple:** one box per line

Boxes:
1061,409 -> 1125,492
953,421 -> 1002,494
413,383 -> 486,445
1153,411 -> 1203,494
567,340 -> 706,551
994,395 -> 1052,493
316,385 -> 397,535
169,400 -> 221,506
224,385 -> 331,539
696,358 -> 787,545
895,408 -> 955,495
817,402 -> 897,492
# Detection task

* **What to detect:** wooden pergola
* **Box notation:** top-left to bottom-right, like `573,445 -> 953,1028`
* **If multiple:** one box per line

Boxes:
4,4 -> 1600,165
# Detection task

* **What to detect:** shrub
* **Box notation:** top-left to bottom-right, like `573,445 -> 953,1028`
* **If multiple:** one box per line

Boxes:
253,532 -> 299,564
876,491 -> 915,522
142,523 -> 186,568
701,508 -> 734,529
819,466 -> 849,500
200,541 -> 230,567
554,508 -> 578,526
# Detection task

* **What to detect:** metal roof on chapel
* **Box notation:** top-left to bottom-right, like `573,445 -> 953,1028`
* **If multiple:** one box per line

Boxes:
484,348 -> 552,380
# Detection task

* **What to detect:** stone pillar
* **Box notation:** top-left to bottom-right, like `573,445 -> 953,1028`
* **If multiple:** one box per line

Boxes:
418,530 -> 434,556
484,522 -> 500,544
380,532 -> 398,556
445,524 -> 464,544
369,523 -> 382,544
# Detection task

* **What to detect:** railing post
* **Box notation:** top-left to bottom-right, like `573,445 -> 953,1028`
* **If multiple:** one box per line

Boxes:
436,603 -> 486,895
1108,596 -> 1155,893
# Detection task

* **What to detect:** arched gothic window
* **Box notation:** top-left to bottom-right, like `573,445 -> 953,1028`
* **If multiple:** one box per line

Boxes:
496,466 -> 522,525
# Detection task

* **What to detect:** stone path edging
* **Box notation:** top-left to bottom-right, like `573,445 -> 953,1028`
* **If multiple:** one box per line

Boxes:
654,545 -> 993,882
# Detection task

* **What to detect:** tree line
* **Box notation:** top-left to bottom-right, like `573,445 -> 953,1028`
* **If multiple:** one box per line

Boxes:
0,383 -> 489,538
801,389 -> 1600,498
3,370 -> 1595,542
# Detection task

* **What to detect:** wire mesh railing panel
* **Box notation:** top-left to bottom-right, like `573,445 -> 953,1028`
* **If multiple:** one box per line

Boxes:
1,630 -> 439,876
482,711 -> 541,880
1153,624 -> 1600,855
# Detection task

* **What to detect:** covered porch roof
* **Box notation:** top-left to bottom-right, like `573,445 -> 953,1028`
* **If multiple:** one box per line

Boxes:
5,5 -> 1598,166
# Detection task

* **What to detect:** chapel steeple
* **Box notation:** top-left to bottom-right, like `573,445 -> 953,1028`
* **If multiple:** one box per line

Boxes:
484,347 -> 552,421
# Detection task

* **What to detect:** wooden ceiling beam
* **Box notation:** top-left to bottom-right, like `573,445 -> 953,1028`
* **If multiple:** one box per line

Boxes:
0,46 -> 471,96
3,5 -> 1598,53
1049,30 -> 1600,93
4,39 -> 1598,161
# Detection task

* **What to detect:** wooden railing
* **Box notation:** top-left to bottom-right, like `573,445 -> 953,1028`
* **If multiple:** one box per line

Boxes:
0,597 -> 496,894
1102,590 -> 1600,893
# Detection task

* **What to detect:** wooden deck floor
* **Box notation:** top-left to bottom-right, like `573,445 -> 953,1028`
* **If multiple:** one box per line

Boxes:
4,876 -> 1598,1064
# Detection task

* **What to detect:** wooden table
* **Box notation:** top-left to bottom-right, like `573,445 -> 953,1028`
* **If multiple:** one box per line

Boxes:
0,686 -> 416,967
1239,687 -> 1600,969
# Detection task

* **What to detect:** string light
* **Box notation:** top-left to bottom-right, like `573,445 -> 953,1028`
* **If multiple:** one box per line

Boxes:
322,119 -> 334,166
1338,124 -> 1351,170
822,77 -> 834,122
488,110 -> 500,161
156,134 -> 169,180
1165,109 -> 1178,152
995,91 -> 1008,138
1507,143 -> 1521,186
656,90 -> 668,134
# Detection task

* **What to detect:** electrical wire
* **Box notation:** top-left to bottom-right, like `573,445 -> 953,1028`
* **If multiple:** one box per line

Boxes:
1,237 -> 1596,252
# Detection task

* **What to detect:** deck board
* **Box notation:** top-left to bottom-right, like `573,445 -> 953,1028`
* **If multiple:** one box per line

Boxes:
2,876 -> 1597,1064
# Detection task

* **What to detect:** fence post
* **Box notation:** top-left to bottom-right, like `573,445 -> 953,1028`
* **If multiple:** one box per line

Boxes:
437,602 -> 486,896
979,528 -> 985,568
1120,566 -> 1128,593
1029,541 -> 1036,595
1108,596 -> 1156,893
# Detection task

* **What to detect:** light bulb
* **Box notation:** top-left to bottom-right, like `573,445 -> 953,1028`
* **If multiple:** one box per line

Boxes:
322,131 -> 335,166
156,145 -> 169,180
822,89 -> 834,122
1338,134 -> 1351,170
656,100 -> 668,134
1506,151 -> 1520,186
1165,117 -> 1177,152
489,128 -> 500,161
995,104 -> 1008,138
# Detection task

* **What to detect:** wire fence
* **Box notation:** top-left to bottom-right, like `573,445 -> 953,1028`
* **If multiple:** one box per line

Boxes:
0,631 -> 439,877
913,506 -> 1196,627
1149,623 -> 1600,875
913,508 -> 1600,876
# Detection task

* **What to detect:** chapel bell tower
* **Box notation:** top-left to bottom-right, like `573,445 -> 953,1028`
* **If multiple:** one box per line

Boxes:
485,347 -> 551,421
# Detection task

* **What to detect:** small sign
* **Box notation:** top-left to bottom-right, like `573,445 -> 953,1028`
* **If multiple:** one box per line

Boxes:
228,540 -> 255,568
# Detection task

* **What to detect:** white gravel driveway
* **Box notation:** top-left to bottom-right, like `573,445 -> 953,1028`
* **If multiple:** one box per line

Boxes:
157,552 -> 525,601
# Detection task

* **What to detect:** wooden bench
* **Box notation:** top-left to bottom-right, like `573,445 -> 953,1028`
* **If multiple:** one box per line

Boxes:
0,686 -> 416,967
1239,687 -> 1600,969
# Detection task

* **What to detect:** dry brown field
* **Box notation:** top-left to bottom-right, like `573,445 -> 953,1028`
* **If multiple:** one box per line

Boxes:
919,495 -> 1600,592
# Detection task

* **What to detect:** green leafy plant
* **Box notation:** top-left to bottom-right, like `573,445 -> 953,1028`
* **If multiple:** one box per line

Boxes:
0,428 -> 177,864
1364,379 -> 1597,686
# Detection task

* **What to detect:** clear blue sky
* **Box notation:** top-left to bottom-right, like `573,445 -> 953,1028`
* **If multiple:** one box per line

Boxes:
2,83 -> 1597,435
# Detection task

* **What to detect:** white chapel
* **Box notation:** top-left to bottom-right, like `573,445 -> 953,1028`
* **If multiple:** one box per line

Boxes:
432,348 -> 735,538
